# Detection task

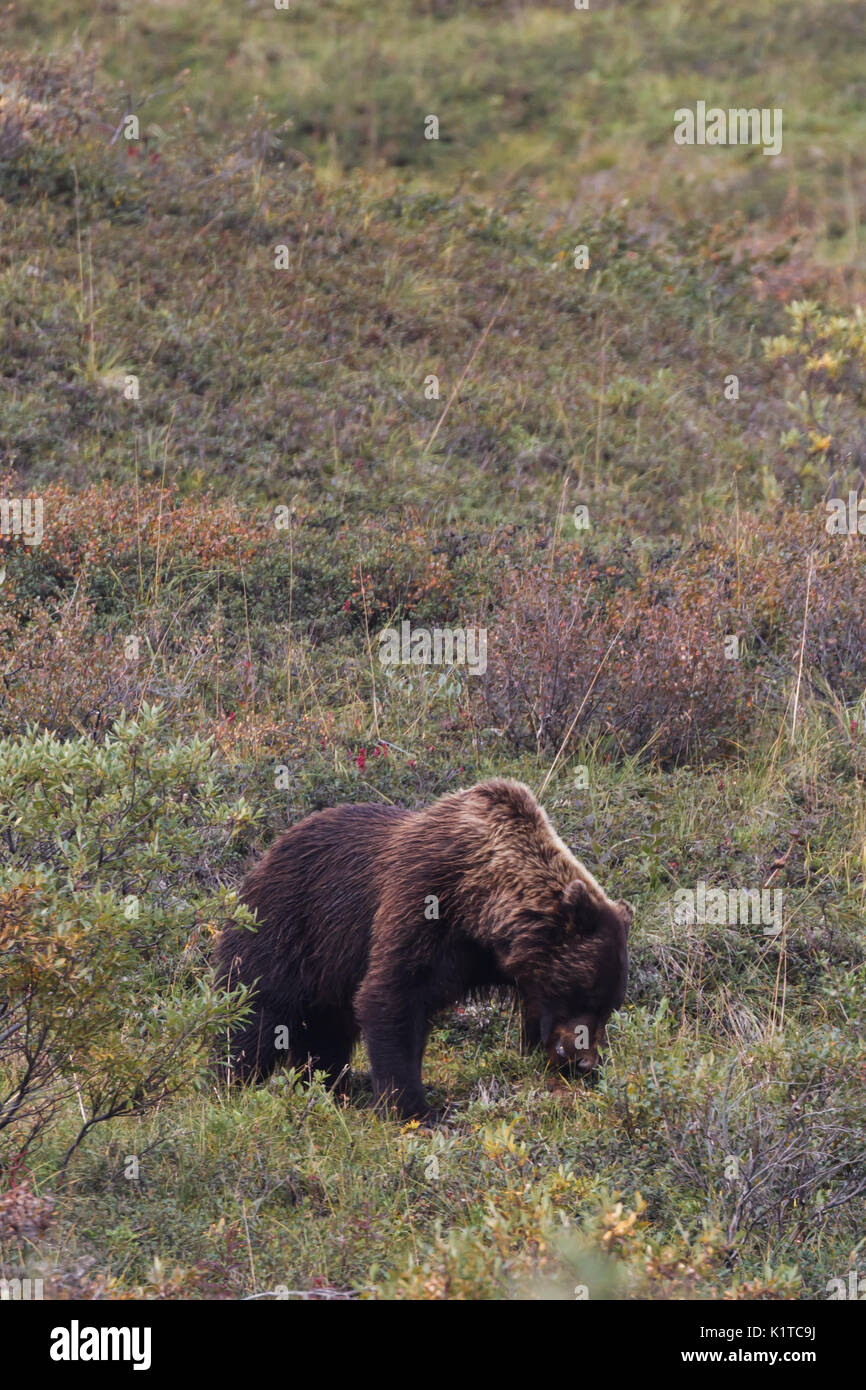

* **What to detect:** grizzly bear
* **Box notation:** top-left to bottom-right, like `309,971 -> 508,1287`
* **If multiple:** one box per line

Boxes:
215,779 -> 631,1119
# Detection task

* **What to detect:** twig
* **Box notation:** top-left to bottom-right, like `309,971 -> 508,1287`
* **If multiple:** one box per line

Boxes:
424,297 -> 507,454
536,621 -> 626,799
790,554 -> 814,738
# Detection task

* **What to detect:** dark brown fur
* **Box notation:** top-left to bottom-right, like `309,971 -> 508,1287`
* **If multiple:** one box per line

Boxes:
215,779 -> 631,1119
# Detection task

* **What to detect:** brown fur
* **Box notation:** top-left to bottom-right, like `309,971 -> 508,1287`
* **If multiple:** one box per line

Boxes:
215,779 -> 632,1119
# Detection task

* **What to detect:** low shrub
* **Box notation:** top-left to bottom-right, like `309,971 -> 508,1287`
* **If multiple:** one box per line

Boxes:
0,705 -> 256,1167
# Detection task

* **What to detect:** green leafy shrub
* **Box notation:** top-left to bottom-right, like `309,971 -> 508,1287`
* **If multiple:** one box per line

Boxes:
764,301 -> 866,491
0,705 -> 256,1168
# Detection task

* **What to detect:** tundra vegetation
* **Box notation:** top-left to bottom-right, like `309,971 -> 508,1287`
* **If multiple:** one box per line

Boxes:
0,0 -> 864,1300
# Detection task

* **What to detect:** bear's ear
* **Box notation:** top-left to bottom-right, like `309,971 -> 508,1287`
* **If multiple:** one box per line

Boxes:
561,878 -> 593,933
616,899 -> 634,935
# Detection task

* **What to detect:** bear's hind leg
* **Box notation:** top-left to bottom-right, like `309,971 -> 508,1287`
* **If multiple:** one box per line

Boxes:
298,1010 -> 358,1094
221,1003 -> 283,1082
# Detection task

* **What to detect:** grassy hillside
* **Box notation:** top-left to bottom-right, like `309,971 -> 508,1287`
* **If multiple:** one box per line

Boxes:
1,1 -> 865,1300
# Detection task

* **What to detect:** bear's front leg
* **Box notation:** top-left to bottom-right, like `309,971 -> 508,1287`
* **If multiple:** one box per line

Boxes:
354,985 -> 430,1121
517,996 -> 539,1054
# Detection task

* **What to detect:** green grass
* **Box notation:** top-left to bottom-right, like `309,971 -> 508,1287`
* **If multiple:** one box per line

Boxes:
5,719 -> 865,1299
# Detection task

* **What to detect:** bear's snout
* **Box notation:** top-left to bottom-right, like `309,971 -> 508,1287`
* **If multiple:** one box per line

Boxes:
546,1021 -> 601,1074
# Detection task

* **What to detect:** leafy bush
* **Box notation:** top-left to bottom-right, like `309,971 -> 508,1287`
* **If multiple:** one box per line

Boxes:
764,301 -> 866,490
478,510 -> 866,763
478,544 -> 747,763
0,593 -> 143,738
0,705 -> 255,1167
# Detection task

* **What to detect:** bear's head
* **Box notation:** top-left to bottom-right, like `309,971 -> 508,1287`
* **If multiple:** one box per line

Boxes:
510,879 -> 632,1077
